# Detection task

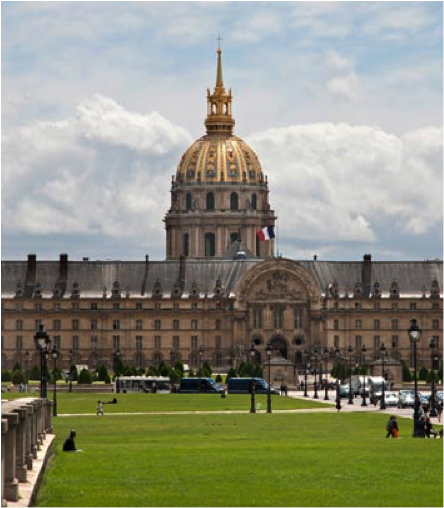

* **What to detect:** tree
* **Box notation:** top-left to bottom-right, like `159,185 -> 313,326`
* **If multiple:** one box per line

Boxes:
418,365 -> 429,381
29,365 -> 41,381
104,374 -> 112,384
13,362 -> 22,372
402,361 -> 412,382
158,362 -> 170,377
225,367 -> 237,383
254,365 -> 263,378
170,369 -> 181,384
239,361 -> 254,377
188,368 -> 195,377
114,358 -> 125,376
11,370 -> 25,385
202,361 -> 212,376
78,368 -> 93,384
70,364 -> 78,381
50,366 -> 63,382
359,365 -> 368,375
427,369 -> 439,383
174,361 -> 184,375
215,374 -> 223,383
146,366 -> 158,376
237,361 -> 246,376
97,364 -> 108,382
1,369 -> 11,382
137,367 -> 146,375
353,366 -> 360,375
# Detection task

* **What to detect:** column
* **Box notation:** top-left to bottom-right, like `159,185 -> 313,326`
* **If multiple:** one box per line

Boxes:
2,419 -> 8,507
12,407 -> 28,483
24,403 -> 34,470
216,226 -> 222,256
3,412 -> 19,502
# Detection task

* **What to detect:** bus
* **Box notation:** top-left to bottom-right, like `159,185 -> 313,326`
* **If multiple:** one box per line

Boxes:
116,376 -> 171,393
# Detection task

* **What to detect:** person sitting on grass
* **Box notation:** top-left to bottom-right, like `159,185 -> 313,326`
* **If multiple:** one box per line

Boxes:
425,417 -> 437,439
63,430 -> 80,452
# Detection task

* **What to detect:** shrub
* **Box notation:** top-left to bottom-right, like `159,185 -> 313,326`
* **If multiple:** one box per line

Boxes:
97,364 -> 108,381
170,369 -> 181,384
202,361 -> 212,376
13,362 -> 22,372
353,366 -> 360,375
254,365 -> 263,378
402,361 -> 412,382
69,364 -> 78,381
418,365 -> 429,381
29,365 -> 41,381
114,358 -> 125,376
78,368 -> 93,384
237,361 -> 246,376
11,370 -> 25,385
158,362 -> 170,377
1,369 -> 11,382
427,370 -> 439,383
147,366 -> 158,376
137,368 -> 146,375
215,374 -> 223,383
188,368 -> 195,377
239,361 -> 254,377
104,374 -> 112,384
174,361 -> 184,375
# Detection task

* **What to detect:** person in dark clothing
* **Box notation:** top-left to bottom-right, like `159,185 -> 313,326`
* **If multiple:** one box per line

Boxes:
386,415 -> 399,438
425,417 -> 438,439
63,430 -> 78,451
414,416 -> 426,438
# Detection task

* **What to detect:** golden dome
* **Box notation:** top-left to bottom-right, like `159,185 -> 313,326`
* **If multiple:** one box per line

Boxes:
175,134 -> 264,184
175,46 -> 264,185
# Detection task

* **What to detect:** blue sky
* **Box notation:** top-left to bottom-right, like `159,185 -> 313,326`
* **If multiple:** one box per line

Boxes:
2,1 -> 443,262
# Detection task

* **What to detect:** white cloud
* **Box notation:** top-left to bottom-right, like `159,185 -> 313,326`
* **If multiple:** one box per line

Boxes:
326,72 -> 362,102
325,49 -> 351,71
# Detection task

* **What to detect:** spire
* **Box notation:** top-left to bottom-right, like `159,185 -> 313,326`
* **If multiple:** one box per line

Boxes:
205,42 -> 234,136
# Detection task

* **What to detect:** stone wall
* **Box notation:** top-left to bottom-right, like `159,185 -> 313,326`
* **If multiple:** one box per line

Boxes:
1,398 -> 52,504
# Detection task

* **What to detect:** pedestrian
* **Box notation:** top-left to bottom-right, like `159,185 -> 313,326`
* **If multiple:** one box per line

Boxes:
96,400 -> 104,416
63,430 -> 81,452
300,380 -> 304,391
414,415 -> 426,438
437,401 -> 443,423
280,383 -> 285,396
425,417 -> 438,439
386,415 -> 399,439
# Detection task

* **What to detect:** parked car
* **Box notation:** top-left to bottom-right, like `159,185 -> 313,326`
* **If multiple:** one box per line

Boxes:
418,392 -> 431,405
227,378 -> 280,395
179,377 -> 224,394
384,391 -> 399,406
435,391 -> 443,403
398,390 -> 415,408
339,385 -> 350,399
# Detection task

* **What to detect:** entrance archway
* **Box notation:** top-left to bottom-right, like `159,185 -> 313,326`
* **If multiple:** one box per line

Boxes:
270,336 -> 288,359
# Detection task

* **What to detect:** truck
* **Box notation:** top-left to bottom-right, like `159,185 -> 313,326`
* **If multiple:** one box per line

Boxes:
368,376 -> 389,400
350,375 -> 372,396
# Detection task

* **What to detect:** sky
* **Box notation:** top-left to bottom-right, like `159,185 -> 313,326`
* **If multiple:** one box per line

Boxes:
1,1 -> 443,262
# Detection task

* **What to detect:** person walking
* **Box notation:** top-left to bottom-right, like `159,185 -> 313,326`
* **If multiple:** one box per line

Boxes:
96,401 -> 104,416
386,415 -> 399,439
437,401 -> 443,423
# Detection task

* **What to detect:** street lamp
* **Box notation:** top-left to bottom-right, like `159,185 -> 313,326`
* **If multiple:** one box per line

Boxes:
51,347 -> 59,417
348,345 -> 354,405
380,343 -> 387,410
24,350 -> 29,391
323,347 -> 330,401
303,349 -> 309,397
114,349 -> 121,394
34,325 -> 51,398
266,342 -> 273,413
313,346 -> 319,399
249,343 -> 256,414
68,349 -> 73,393
198,346 -> 204,393
361,344 -> 367,407
408,319 -> 421,425
429,337 -> 438,418
334,346 -> 341,411
169,349 -> 175,366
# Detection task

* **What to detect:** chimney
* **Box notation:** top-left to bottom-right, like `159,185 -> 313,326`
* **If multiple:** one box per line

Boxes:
26,254 -> 37,284
59,253 -> 68,280
141,255 -> 149,296
362,254 -> 372,298
313,254 -> 317,261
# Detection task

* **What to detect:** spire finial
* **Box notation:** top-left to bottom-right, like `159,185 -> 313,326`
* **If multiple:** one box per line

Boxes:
215,34 -> 223,88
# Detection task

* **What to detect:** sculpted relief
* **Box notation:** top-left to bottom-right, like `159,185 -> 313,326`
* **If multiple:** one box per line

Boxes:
250,270 -> 308,302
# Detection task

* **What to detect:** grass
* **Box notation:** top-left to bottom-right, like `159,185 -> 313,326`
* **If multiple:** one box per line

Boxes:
36,411 -> 443,507
1,391 -> 328,413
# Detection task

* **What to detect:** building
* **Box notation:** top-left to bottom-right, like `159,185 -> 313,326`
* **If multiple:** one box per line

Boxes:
1,48 -> 442,380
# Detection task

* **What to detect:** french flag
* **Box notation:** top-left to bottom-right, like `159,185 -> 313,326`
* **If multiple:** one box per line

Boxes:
256,225 -> 276,241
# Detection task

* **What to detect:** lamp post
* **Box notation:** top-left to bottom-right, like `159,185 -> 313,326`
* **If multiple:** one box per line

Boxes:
348,345 -> 354,405
34,325 -> 51,398
380,343 -> 387,410
68,349 -> 73,393
323,347 -> 330,401
266,342 -> 272,413
249,343 -> 256,414
170,349 -> 174,367
114,349 -> 121,394
408,319 -> 421,424
24,350 -> 29,391
198,346 -> 204,392
303,349 -> 309,397
51,347 -> 59,417
429,338 -> 438,418
361,344 -> 367,407
334,346 -> 341,411
313,346 -> 319,399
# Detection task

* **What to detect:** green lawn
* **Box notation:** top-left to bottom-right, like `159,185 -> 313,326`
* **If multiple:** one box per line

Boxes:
1,392 -> 327,413
36,411 -> 443,507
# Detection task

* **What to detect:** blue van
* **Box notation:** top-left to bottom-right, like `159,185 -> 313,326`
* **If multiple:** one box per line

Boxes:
179,377 -> 224,394
228,377 -> 280,395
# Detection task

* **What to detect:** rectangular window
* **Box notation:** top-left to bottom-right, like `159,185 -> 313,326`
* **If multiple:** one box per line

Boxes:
72,319 -> 79,331
113,320 -> 120,330
16,320 -> 23,331
72,302 -> 79,311
173,320 -> 179,331
173,336 -> 180,349
253,309 -> 262,329
35,303 -> 42,311
432,320 -> 440,330
392,303 -> 398,311
72,336 -> 79,350
136,319 -> 143,330
91,303 -> 98,310
16,302 -> 23,311
173,303 -> 179,311
155,302 -> 161,311
191,336 -> 198,349
334,335 -> 340,348
136,303 -> 142,311
205,233 -> 216,257
53,319 -> 61,331
374,335 -> 380,350
273,309 -> 283,329
355,335 -> 362,349
432,303 -> 439,310
136,336 -> 143,350
374,302 -> 380,311
113,335 -> 120,350
374,319 -> 380,330
16,336 -> 22,350
191,302 -> 198,310
53,303 -> 60,311
154,336 -> 161,349
392,319 -> 398,330
91,336 -> 98,350
355,319 -> 361,329
334,319 -> 339,330
91,319 -> 97,330
391,335 -> 398,349
35,319 -> 42,331
191,320 -> 198,330
113,303 -> 120,311
155,320 -> 161,331
334,302 -> 339,311
294,308 -> 303,329
215,319 -> 221,330
432,335 -> 440,350
183,233 -> 189,257
355,302 -> 361,311
410,303 -> 416,311
215,335 -> 221,348
53,335 -> 61,350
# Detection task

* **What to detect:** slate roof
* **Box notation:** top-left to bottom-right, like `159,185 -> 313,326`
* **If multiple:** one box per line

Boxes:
1,258 -> 442,298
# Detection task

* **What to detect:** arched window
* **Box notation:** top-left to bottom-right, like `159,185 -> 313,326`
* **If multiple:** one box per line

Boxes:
212,103 -> 217,114
230,192 -> 239,211
205,233 -> 216,257
251,194 -> 257,210
186,193 -> 192,211
206,192 -> 215,210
